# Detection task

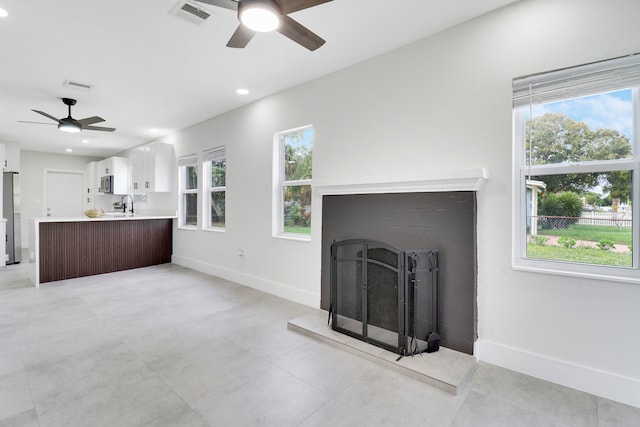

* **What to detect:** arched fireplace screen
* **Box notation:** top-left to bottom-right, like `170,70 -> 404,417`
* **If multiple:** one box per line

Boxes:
330,239 -> 439,356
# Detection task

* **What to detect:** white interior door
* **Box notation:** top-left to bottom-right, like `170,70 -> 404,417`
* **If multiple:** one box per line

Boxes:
44,170 -> 84,217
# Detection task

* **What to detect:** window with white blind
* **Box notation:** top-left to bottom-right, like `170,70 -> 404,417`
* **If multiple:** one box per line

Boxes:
203,146 -> 226,230
273,126 -> 313,239
178,154 -> 198,228
513,54 -> 640,282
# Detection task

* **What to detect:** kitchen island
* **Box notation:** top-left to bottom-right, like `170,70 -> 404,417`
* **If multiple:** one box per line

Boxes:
29,214 -> 175,286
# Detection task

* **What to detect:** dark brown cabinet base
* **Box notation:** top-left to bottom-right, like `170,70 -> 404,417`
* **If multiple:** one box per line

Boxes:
39,219 -> 173,283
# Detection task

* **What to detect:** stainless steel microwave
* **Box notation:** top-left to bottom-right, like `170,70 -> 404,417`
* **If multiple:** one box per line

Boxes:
100,175 -> 114,193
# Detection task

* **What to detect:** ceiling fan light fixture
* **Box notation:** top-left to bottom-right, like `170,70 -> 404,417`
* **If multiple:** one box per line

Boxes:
58,119 -> 81,133
239,0 -> 280,32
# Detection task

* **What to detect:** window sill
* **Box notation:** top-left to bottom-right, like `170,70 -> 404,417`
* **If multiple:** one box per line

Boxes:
512,259 -> 640,285
203,227 -> 225,233
273,233 -> 311,242
178,225 -> 198,231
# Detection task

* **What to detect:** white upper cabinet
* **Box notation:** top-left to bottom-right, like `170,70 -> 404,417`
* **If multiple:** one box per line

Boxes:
97,156 -> 129,195
130,148 -> 145,193
85,161 -> 96,210
2,141 -> 20,172
131,142 -> 174,193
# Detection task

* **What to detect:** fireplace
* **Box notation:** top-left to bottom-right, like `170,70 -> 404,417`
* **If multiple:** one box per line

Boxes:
320,185 -> 480,355
330,239 -> 440,355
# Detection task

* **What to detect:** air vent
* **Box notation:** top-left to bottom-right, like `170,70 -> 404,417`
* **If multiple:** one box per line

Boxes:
170,0 -> 213,25
63,80 -> 93,92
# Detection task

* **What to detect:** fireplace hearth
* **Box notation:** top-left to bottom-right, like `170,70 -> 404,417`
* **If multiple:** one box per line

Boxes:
330,239 -> 439,356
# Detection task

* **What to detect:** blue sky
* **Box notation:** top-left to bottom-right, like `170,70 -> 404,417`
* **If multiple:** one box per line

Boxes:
285,128 -> 313,153
533,89 -> 633,139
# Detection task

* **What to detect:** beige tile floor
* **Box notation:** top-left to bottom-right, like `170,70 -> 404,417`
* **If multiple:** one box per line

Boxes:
0,257 -> 639,427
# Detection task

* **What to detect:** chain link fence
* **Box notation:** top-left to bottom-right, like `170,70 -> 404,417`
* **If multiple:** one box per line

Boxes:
532,213 -> 632,231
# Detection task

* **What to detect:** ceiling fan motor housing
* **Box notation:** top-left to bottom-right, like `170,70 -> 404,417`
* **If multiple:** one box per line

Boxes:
58,117 -> 82,133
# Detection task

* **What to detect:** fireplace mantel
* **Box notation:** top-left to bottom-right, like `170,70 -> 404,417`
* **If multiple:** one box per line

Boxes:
313,168 -> 488,195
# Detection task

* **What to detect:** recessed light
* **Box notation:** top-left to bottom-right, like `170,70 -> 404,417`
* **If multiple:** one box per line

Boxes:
149,128 -> 159,133
82,139 -> 89,143
0,8 -> 8,18
65,148 -> 73,153
236,88 -> 249,95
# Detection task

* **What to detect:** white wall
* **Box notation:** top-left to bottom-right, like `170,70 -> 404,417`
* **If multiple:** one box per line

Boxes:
166,0 -> 640,407
20,150 -> 101,247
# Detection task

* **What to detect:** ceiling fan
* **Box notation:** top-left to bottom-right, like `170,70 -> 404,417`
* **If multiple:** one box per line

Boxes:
195,0 -> 332,51
22,98 -> 116,133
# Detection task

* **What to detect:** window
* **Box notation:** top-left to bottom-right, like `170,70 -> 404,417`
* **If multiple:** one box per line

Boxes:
178,154 -> 198,228
513,54 -> 640,282
273,126 -> 313,238
203,146 -> 226,230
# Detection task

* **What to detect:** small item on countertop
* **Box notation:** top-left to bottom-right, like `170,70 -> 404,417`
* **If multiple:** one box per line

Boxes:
84,209 -> 105,218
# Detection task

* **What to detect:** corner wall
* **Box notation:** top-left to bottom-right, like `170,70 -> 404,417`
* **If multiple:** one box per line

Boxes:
169,0 -> 640,407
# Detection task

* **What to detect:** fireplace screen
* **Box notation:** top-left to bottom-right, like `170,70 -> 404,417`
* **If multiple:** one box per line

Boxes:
330,239 -> 439,355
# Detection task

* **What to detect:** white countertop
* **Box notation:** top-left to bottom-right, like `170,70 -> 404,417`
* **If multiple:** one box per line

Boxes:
33,214 -> 177,223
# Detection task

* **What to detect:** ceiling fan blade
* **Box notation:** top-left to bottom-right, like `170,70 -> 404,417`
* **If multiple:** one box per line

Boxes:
84,125 -> 116,132
193,0 -> 238,11
277,15 -> 325,51
77,116 -> 105,126
275,0 -> 332,14
227,25 -> 256,48
17,120 -> 56,125
32,110 -> 61,123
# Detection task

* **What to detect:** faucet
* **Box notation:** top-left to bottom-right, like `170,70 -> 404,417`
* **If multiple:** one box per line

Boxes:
121,194 -> 134,215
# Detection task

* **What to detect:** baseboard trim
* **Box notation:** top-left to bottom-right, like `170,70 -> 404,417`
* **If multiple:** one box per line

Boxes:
171,254 -> 320,308
475,339 -> 640,408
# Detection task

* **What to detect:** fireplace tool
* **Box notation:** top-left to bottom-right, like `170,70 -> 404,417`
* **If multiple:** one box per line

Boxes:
408,253 -> 420,355
425,250 -> 440,353
407,251 -> 440,355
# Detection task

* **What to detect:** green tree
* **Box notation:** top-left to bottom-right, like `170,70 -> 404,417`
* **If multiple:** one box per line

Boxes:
606,170 -> 632,203
283,131 -> 313,230
284,133 -> 313,181
526,113 -> 632,200
210,159 -> 226,226
584,192 -> 602,206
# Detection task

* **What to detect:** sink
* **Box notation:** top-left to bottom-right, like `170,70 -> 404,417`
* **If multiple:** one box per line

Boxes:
103,212 -> 127,217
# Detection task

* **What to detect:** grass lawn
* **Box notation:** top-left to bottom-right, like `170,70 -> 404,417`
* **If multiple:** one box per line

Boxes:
284,226 -> 311,234
527,244 -> 632,267
538,224 -> 632,246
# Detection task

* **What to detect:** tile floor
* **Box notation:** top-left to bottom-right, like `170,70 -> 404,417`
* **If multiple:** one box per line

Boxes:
1,259 -> 639,427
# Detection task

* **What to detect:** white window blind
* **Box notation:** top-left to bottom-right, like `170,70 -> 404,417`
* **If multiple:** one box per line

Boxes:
513,53 -> 640,107
203,146 -> 225,162
178,154 -> 197,167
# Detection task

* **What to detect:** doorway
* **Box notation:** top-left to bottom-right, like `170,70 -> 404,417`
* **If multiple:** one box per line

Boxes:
43,170 -> 85,217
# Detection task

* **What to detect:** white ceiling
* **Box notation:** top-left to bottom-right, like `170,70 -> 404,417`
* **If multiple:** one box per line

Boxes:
0,0 -> 517,158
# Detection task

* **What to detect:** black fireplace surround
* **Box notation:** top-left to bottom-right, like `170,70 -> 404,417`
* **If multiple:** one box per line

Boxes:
321,192 -> 477,355
330,239 -> 440,356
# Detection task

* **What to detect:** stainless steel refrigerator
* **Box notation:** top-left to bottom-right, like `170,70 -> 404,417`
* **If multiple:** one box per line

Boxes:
3,172 -> 21,264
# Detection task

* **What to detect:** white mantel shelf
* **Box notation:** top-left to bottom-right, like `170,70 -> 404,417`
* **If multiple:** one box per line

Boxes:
313,168 -> 489,195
